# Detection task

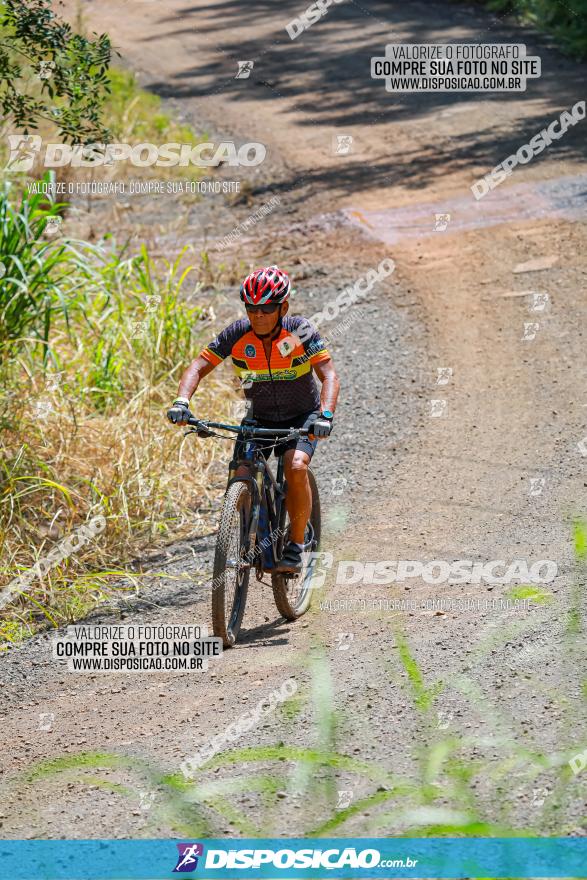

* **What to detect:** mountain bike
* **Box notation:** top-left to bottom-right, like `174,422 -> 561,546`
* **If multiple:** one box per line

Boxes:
185,414 -> 321,647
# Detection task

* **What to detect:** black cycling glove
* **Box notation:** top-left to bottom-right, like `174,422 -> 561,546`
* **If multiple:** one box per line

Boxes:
167,398 -> 191,425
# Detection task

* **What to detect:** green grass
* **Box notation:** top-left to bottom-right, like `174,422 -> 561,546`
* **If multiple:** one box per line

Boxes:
459,0 -> 587,59
9,520 -> 585,842
105,68 -> 207,150
0,178 -> 235,643
0,176 -> 70,361
0,39 -> 247,645
506,584 -> 554,604
0,12 -> 236,643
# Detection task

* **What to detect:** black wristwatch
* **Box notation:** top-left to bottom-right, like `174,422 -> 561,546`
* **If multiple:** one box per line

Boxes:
320,410 -> 334,421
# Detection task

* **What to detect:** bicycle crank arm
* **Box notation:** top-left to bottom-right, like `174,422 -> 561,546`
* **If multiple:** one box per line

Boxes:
225,558 -> 252,571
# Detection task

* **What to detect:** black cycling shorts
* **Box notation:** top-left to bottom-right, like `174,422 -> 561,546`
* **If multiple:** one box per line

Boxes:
234,410 -> 319,461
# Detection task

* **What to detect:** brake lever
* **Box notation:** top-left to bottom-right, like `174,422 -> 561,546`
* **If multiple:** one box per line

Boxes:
184,427 -> 214,438
183,420 -> 214,438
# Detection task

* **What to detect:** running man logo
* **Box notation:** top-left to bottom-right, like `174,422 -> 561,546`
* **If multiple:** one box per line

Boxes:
336,789 -> 354,808
531,787 -> 548,806
333,134 -> 353,155
173,843 -> 204,873
429,399 -> 447,417
335,631 -> 354,651
435,367 -> 453,385
530,292 -> 549,312
434,212 -> 451,231
522,321 -> 540,341
236,60 -> 254,79
38,59 -> 56,80
6,134 -> 43,172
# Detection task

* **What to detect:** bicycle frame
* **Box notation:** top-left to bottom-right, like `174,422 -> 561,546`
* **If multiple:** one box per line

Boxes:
186,415 -> 310,571
226,445 -> 287,569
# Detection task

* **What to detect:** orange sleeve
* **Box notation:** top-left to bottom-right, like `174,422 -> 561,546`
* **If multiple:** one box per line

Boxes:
309,348 -> 330,365
200,347 -> 223,366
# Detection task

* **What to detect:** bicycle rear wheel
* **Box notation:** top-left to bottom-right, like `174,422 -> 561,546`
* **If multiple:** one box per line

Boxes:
271,468 -> 321,620
211,481 -> 252,647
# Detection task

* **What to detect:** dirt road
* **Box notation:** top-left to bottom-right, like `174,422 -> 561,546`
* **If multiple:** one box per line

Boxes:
1,0 -> 586,838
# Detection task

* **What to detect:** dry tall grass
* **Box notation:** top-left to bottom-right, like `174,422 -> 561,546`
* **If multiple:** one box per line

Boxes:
0,56 -> 246,647
0,233 -> 239,648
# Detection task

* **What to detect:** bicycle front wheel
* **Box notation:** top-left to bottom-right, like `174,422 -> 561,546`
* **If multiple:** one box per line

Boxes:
271,467 -> 321,621
211,481 -> 252,647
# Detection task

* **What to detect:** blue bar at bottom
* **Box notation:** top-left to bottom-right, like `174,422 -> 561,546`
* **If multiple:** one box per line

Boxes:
0,837 -> 585,879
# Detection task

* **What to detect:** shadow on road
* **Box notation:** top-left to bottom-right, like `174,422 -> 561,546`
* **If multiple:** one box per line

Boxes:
130,0 -> 587,197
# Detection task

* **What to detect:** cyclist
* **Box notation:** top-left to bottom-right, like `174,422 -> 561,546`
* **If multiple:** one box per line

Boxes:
167,265 -> 340,573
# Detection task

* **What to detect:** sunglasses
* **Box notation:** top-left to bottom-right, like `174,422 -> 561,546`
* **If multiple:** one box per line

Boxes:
245,303 -> 280,315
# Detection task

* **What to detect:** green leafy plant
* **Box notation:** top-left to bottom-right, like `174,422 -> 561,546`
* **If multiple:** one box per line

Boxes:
11,521 -> 586,841
0,185 -> 230,637
461,0 -> 587,59
0,175 -> 70,362
0,0 -> 112,141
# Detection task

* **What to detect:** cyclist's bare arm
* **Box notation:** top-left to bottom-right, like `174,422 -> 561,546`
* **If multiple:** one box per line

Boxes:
175,352 -> 339,413
313,357 -> 340,415
177,355 -> 216,402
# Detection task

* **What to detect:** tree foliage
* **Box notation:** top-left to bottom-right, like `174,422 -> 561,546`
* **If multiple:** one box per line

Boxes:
484,0 -> 587,58
0,0 -> 112,142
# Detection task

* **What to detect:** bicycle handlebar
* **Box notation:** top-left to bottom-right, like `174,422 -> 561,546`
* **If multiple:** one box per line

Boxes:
186,414 -> 311,438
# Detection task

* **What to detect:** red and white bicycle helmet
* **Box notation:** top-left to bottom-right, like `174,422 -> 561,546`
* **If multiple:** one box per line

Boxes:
240,265 -> 291,305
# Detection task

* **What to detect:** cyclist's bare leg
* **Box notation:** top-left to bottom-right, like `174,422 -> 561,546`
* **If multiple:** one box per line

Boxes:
283,449 -> 311,544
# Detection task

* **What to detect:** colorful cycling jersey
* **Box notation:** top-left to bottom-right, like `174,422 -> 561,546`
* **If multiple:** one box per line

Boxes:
200,315 -> 330,421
